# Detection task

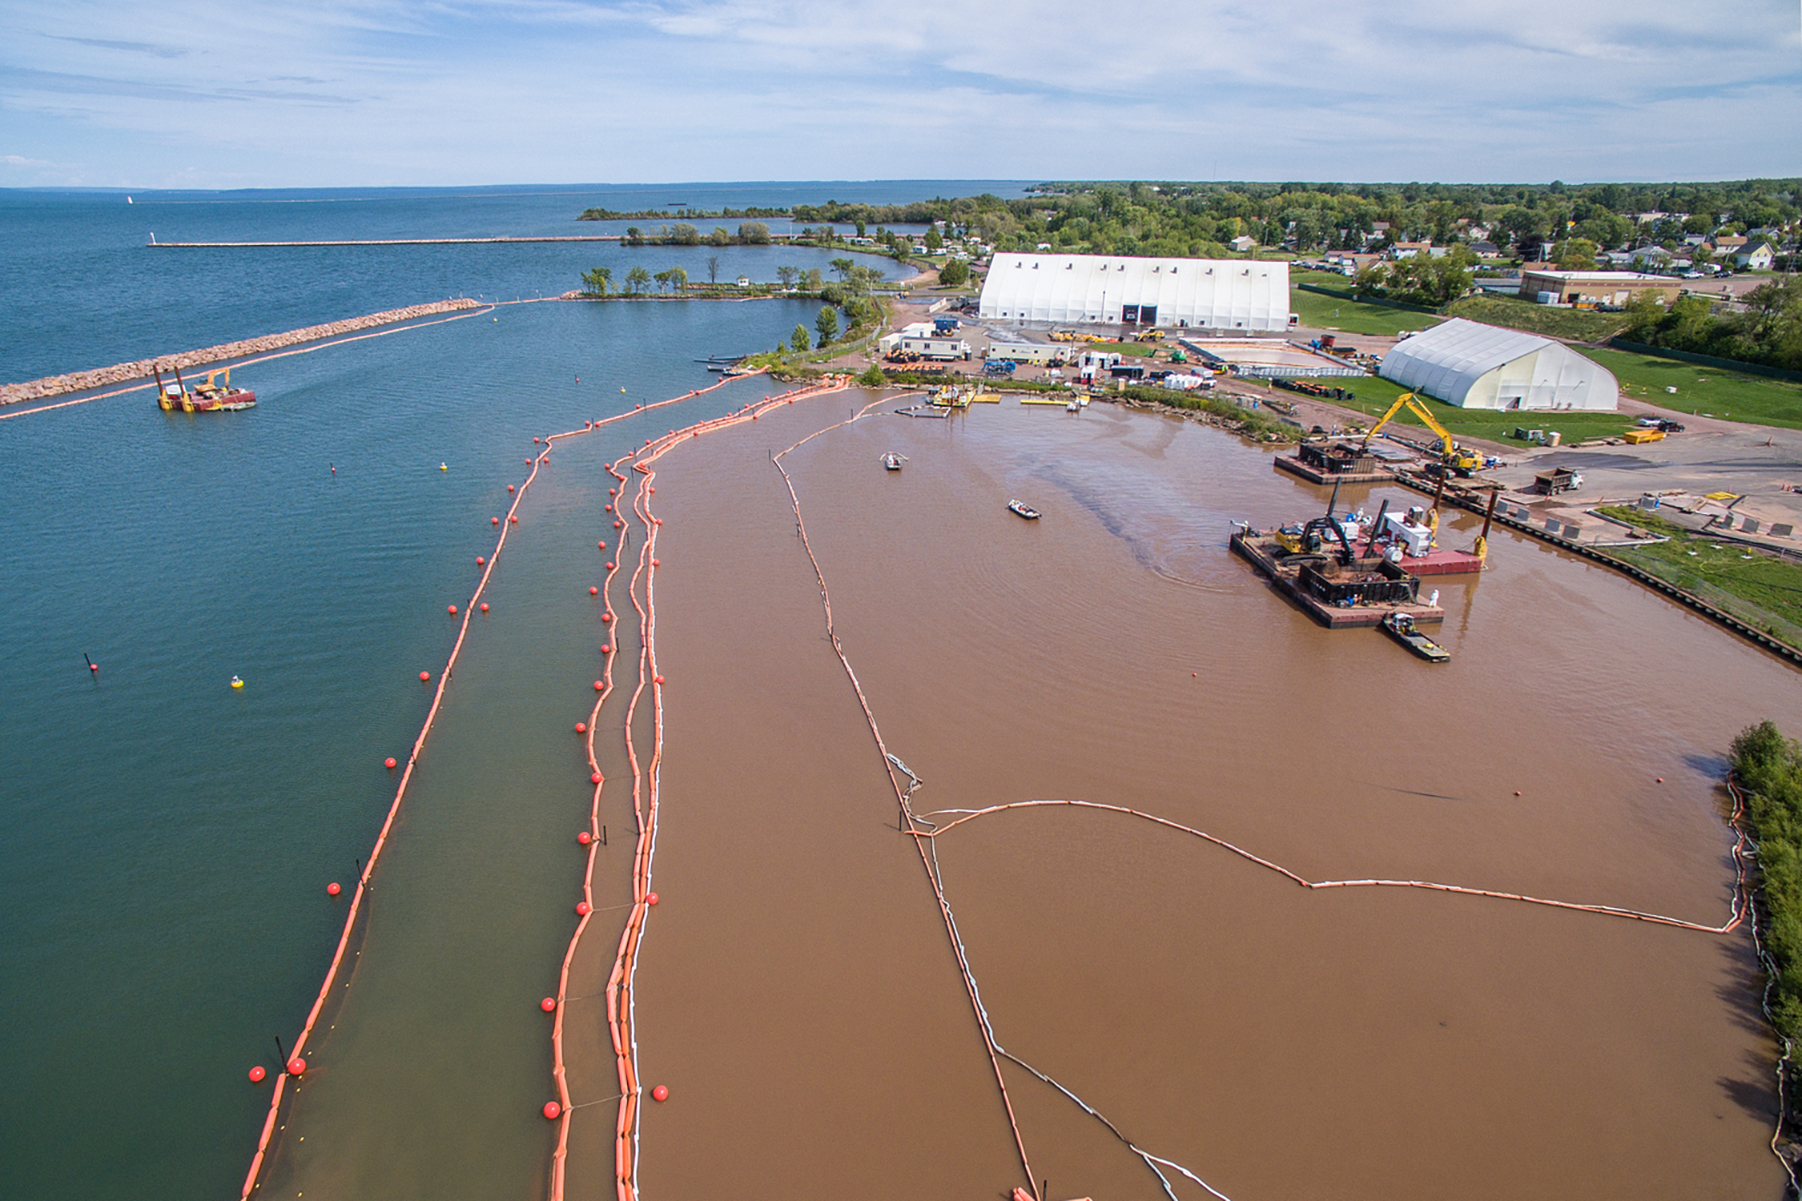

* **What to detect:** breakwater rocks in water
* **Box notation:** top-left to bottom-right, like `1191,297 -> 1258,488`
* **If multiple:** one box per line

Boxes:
0,299 -> 484,406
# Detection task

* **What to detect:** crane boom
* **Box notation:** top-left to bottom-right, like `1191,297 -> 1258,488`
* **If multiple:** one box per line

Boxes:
1361,391 -> 1482,475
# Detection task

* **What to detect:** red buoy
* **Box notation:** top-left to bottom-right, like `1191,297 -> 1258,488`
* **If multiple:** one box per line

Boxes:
508,484 -> 515,492
651,559 -> 659,567
651,1085 -> 669,1102
420,671 -> 431,682
248,1065 -> 266,1083
477,557 -> 486,567
1656,777 -> 1664,783
509,515 -> 518,523
385,757 -> 398,769
598,541 -> 606,550
654,675 -> 665,685
606,562 -> 615,570
590,771 -> 602,784
493,517 -> 500,525
648,487 -> 655,494
287,1057 -> 306,1076
575,722 -> 587,734
1514,790 -> 1522,796
448,605 -> 458,615
578,831 -> 592,845
575,901 -> 591,915
609,489 -> 616,496
480,603 -> 489,612
543,1101 -> 561,1120
601,613 -> 612,623
646,892 -> 659,905
534,437 -> 541,444
540,996 -> 556,1012
605,504 -> 613,513
90,663 -> 99,672
613,520 -> 622,529
326,882 -> 341,897
600,644 -> 611,654
589,587 -> 599,596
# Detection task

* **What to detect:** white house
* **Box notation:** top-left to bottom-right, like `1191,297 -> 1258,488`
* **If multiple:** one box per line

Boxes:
977,253 -> 1290,331
1378,318 -> 1618,411
1732,242 -> 1776,270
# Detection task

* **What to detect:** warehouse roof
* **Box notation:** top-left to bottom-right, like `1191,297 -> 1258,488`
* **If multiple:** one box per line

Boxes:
978,253 -> 1289,331
1379,318 -> 1552,397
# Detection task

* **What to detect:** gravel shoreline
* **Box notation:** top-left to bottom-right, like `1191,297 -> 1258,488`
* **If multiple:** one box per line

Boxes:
0,298 -> 483,406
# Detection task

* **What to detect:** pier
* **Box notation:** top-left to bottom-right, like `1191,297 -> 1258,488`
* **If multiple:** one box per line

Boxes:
147,235 -> 624,247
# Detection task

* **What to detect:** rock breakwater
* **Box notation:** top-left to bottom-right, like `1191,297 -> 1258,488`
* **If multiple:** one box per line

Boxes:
0,299 -> 483,406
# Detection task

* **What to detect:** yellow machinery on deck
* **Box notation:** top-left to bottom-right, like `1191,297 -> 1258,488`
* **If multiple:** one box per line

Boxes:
1362,391 -> 1483,476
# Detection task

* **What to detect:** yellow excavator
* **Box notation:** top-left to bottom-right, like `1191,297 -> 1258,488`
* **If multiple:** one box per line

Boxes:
1361,391 -> 1483,477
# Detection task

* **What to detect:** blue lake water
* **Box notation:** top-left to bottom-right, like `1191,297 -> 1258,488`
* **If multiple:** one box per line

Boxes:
0,180 -> 1025,1201
0,180 -> 1024,384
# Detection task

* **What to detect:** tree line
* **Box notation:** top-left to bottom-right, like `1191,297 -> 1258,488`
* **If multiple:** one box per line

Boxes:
1619,277 -> 1802,372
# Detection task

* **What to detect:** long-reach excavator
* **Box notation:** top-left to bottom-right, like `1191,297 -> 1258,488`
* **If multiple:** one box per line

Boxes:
1361,391 -> 1483,477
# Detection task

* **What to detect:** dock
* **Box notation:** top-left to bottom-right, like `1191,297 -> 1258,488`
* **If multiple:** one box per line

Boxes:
1230,531 -> 1445,628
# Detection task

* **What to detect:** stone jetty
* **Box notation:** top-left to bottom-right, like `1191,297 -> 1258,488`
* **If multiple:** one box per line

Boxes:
0,298 -> 483,406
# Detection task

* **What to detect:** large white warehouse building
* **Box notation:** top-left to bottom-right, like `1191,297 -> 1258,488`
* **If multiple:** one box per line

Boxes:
978,253 -> 1290,332
1378,318 -> 1618,411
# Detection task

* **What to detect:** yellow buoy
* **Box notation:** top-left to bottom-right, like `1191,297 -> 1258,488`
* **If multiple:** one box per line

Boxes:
439,462 -> 448,471
230,675 -> 244,689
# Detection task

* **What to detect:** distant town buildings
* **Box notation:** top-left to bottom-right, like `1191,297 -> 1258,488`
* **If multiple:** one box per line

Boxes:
1517,269 -> 1681,307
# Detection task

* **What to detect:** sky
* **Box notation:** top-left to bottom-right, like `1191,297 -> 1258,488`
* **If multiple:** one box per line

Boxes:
2,0 -> 1799,189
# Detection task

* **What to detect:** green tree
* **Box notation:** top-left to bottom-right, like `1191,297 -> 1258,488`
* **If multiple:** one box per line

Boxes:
667,265 -> 688,292
652,269 -> 672,294
925,226 -> 944,251
938,257 -> 970,287
829,257 -> 856,281
776,265 -> 799,290
815,306 -> 839,347
739,221 -> 771,244
803,268 -> 823,291
855,219 -> 867,237
858,363 -> 885,387
790,324 -> 811,353
1553,238 -> 1599,270
581,266 -> 613,295
669,223 -> 702,245
625,226 -> 643,247
708,227 -> 731,246
625,266 -> 651,295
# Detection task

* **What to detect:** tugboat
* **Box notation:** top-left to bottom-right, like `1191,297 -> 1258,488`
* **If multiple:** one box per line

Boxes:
154,365 -> 256,412
1380,612 -> 1451,662
1007,499 -> 1041,520
881,452 -> 906,471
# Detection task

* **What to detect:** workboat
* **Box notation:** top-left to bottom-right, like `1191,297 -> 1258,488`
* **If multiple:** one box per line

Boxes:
881,452 -> 906,471
1007,499 -> 1041,520
1380,612 -> 1450,662
154,365 -> 256,412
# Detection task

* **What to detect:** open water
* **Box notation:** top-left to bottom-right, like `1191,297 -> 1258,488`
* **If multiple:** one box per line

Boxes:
0,180 -> 1023,1201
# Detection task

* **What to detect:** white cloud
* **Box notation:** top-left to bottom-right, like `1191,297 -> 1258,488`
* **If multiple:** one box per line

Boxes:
0,0 -> 1795,186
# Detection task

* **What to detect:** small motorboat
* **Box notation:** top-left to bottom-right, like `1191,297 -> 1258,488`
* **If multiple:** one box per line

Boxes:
1007,499 -> 1041,520
1380,612 -> 1450,662
881,452 -> 906,471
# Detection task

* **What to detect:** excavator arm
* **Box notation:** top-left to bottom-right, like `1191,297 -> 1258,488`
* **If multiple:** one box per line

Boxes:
1362,391 -> 1481,474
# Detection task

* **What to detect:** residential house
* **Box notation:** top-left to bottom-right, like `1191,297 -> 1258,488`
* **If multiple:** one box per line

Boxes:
1731,242 -> 1776,270
1468,241 -> 1502,258
1229,235 -> 1256,252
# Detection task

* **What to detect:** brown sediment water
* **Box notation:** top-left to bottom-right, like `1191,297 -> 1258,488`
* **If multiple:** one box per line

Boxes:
589,391 -> 1799,1201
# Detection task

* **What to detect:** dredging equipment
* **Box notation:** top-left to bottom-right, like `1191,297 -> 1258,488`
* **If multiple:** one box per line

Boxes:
153,364 -> 256,412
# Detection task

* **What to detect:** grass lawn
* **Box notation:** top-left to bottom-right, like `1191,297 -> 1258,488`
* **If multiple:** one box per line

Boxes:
1310,374 -> 1639,445
1577,346 -> 1802,432
1441,295 -> 1629,342
1090,341 -> 1160,357
1612,533 -> 1802,638
1288,272 -> 1441,337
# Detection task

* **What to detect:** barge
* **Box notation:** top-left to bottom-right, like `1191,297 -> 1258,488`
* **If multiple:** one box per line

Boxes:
154,365 -> 256,412
1230,527 -> 1445,628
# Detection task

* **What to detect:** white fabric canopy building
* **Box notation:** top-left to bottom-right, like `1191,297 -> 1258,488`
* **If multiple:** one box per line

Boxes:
1378,318 -> 1617,411
978,254 -> 1290,331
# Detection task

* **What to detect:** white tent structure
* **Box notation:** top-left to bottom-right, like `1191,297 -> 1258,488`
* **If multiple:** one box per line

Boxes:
978,254 -> 1290,331
1378,318 -> 1617,411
